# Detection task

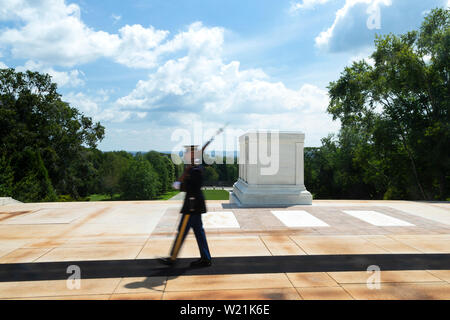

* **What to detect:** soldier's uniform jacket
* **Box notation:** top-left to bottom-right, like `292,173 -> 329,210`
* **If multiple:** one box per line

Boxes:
180,165 -> 207,215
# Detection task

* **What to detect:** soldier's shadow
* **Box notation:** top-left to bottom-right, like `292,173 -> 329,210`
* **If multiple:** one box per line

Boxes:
124,265 -> 190,292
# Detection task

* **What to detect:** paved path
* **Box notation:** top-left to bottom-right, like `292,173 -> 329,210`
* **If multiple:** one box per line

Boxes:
0,198 -> 21,205
168,192 -> 185,200
0,200 -> 449,300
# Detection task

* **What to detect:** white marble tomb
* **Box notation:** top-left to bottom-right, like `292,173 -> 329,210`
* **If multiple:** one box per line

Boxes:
229,131 -> 313,206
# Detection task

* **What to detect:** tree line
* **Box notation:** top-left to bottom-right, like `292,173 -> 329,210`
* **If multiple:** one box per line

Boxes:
305,8 -> 449,201
0,8 -> 448,202
0,67 -> 235,202
0,68 -> 185,202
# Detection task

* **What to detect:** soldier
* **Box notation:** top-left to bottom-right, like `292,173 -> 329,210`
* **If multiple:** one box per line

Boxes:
158,145 -> 212,267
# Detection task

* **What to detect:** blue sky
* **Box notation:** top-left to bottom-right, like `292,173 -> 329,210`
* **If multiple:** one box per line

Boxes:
0,0 -> 448,152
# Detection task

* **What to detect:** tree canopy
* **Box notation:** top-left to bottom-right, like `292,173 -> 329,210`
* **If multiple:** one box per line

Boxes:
0,69 -> 105,201
321,7 -> 449,200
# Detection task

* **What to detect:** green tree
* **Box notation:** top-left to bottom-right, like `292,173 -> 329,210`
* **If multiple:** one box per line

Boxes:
327,8 -> 449,200
145,151 -> 174,194
0,153 -> 14,197
162,155 -> 176,189
119,157 -> 161,200
204,166 -> 219,185
99,152 -> 132,199
12,148 -> 57,202
225,163 -> 238,184
0,69 -> 105,201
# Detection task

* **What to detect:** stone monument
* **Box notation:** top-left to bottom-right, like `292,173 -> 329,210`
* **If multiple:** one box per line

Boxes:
229,130 -> 312,206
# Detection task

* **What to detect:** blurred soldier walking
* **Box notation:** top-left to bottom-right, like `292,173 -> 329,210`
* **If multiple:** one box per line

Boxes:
158,145 -> 212,267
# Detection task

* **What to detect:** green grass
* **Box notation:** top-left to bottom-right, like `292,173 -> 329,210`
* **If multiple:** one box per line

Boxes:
88,191 -> 180,201
87,190 -> 230,201
202,189 -> 230,200
156,190 -> 180,200
88,194 -> 121,201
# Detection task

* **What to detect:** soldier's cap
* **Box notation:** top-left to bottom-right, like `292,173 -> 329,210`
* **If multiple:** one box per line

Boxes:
183,145 -> 200,151
183,145 -> 202,164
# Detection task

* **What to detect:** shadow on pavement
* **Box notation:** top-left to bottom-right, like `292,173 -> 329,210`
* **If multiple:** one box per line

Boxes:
1,254 -> 450,282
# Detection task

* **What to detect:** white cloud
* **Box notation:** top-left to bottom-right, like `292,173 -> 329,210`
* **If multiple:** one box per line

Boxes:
64,92 -> 100,115
114,22 -> 337,145
113,24 -> 169,68
0,61 -> 7,68
0,1 -> 340,147
63,91 -> 132,123
0,0 -> 117,66
423,54 -> 432,64
115,51 -> 328,117
290,0 -> 331,14
315,0 -> 392,50
154,22 -> 225,60
15,60 -> 85,87
49,69 -> 84,88
0,1 -> 225,70
0,0 -> 168,68
348,47 -> 375,65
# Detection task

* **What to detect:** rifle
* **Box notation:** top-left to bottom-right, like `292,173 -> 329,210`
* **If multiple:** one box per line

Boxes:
201,124 -> 228,154
177,124 -> 228,185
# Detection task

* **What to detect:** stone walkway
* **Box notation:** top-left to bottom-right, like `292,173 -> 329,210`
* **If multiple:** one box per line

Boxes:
0,200 -> 449,300
168,192 -> 185,200
0,197 -> 21,206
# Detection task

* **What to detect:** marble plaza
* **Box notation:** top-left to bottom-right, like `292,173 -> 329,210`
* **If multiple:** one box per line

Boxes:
0,199 -> 449,300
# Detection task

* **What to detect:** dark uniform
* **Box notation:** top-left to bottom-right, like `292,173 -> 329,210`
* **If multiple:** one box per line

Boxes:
166,164 -> 212,266
180,165 -> 207,215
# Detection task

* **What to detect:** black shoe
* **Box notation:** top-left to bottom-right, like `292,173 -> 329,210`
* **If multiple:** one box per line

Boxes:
190,258 -> 212,268
157,257 -> 176,266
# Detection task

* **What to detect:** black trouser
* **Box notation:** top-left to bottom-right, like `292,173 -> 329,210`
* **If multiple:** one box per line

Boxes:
169,213 -> 211,261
